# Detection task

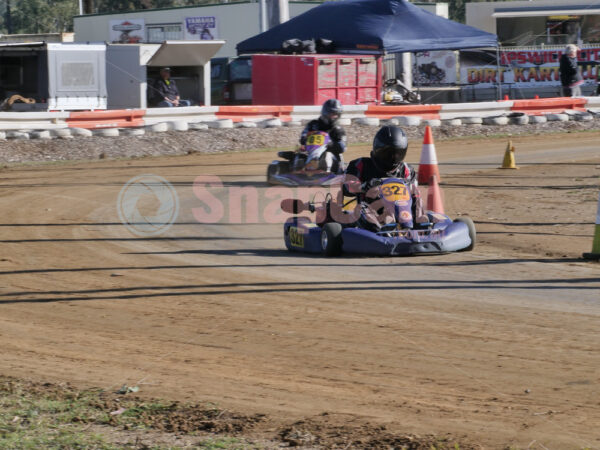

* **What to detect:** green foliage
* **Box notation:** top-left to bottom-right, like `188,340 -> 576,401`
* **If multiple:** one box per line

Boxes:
0,386 -> 116,449
0,0 -> 78,34
0,0 -> 224,34
94,0 -> 219,15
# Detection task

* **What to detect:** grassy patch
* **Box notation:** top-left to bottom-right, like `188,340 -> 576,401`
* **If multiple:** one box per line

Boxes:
0,385 -> 115,449
0,377 -> 258,449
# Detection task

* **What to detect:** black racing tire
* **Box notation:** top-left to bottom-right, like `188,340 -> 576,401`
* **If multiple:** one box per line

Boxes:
267,162 -> 287,183
406,91 -> 421,103
267,163 -> 279,178
454,216 -> 476,252
278,161 -> 290,173
321,222 -> 343,256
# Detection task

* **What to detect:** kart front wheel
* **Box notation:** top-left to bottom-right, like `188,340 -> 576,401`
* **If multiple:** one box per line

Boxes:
321,223 -> 343,256
267,162 -> 288,183
454,216 -> 476,251
267,163 -> 279,181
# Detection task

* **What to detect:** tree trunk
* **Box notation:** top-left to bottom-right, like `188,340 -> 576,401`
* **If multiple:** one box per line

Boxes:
84,0 -> 94,14
6,0 -> 13,34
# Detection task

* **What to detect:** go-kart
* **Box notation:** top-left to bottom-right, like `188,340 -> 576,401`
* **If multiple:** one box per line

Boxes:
382,78 -> 421,104
281,177 -> 476,256
267,131 -> 344,186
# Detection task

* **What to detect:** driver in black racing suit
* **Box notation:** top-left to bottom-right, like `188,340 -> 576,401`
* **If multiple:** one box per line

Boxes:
343,125 -> 425,226
298,98 -> 347,172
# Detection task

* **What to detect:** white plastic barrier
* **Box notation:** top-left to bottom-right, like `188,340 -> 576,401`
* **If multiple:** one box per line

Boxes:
1,99 -> 599,133
583,96 -> 600,108
290,104 -> 368,122
143,106 -> 219,126
0,111 -> 70,131
439,101 -> 514,120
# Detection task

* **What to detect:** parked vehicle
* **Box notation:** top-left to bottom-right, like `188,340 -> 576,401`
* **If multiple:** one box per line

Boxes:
382,78 -> 421,104
210,56 -> 252,105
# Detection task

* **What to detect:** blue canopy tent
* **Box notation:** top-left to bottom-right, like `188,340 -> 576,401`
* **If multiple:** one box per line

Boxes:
237,0 -> 498,55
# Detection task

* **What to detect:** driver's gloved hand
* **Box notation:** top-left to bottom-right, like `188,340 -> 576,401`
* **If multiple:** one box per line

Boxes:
362,178 -> 382,191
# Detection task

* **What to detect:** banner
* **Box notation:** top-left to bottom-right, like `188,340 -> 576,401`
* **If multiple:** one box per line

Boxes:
460,48 -> 600,88
109,19 -> 145,44
412,51 -> 457,85
184,16 -> 218,40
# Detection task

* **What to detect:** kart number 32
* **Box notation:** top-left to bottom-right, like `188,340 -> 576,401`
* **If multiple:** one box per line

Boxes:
381,183 -> 410,202
288,226 -> 304,247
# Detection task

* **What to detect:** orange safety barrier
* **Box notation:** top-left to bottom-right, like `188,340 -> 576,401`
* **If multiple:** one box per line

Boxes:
216,105 -> 293,122
511,97 -> 587,115
67,109 -> 146,129
365,104 -> 441,119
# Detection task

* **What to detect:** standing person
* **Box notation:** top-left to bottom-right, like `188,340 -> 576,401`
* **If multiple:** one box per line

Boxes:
154,67 -> 192,107
559,44 -> 583,97
299,99 -> 347,172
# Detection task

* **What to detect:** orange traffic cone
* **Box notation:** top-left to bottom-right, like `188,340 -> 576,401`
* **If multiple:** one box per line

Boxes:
418,126 -> 441,185
583,191 -> 600,260
426,174 -> 444,214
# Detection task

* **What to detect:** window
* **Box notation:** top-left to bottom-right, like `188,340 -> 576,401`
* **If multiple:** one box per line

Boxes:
60,62 -> 95,89
211,64 -> 222,79
230,59 -> 252,81
147,24 -> 183,42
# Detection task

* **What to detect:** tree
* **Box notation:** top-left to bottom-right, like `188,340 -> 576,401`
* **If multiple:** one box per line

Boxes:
1,0 -> 78,34
448,0 -> 466,23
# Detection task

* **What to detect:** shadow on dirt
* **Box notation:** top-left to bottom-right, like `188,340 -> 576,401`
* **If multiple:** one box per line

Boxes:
0,256 -> 589,279
2,275 -> 598,304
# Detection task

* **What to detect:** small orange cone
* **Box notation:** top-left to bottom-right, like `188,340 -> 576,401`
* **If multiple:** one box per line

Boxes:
583,191 -> 600,260
418,126 -> 441,185
499,140 -> 519,169
426,174 -> 444,214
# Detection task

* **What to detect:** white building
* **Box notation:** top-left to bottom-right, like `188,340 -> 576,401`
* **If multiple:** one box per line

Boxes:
74,1 -> 448,58
467,0 -> 600,46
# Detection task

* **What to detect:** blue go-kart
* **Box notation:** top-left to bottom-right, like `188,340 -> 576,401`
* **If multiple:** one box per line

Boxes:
267,131 -> 344,186
280,177 -> 476,256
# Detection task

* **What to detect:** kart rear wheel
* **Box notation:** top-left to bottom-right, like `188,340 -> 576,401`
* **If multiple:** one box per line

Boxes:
321,223 -> 343,256
454,216 -> 476,251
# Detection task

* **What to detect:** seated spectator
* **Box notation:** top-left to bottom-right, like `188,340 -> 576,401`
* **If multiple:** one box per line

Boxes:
154,67 -> 192,107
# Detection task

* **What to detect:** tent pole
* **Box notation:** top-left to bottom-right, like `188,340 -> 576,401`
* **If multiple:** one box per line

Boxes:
414,52 -> 420,100
402,52 -> 412,91
496,46 -> 502,101
259,0 -> 267,32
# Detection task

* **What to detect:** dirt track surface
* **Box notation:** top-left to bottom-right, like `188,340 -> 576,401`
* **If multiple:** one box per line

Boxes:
1,132 -> 599,448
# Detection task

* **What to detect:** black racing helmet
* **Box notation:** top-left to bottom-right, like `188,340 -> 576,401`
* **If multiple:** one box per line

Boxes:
371,125 -> 408,173
320,98 -> 343,128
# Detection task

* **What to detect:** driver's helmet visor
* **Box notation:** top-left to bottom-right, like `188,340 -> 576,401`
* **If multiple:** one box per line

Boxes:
326,113 -> 340,121
376,146 -> 405,168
